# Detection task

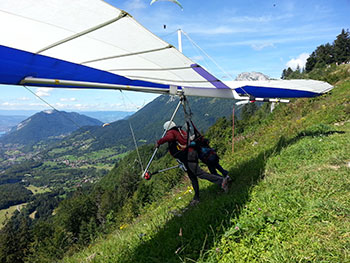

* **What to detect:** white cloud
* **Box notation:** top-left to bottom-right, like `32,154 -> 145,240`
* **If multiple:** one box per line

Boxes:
1,102 -> 14,106
0,101 -> 45,110
35,88 -> 53,97
125,0 -> 147,10
227,14 -> 294,24
54,103 -> 65,108
28,103 -> 45,107
190,55 -> 204,62
51,102 -> 138,111
188,25 -> 255,36
286,53 -> 309,70
17,97 -> 30,101
60,97 -> 77,102
251,42 -> 275,51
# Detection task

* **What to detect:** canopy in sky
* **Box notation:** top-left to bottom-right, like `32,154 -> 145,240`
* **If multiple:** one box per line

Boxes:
0,0 -> 333,101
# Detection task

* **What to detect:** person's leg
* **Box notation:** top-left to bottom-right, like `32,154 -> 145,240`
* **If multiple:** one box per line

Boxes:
209,154 -> 228,176
216,162 -> 229,176
187,171 -> 200,201
207,163 -> 219,175
187,150 -> 223,186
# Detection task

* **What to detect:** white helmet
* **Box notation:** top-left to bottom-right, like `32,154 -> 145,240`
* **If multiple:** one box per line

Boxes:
163,121 -> 176,131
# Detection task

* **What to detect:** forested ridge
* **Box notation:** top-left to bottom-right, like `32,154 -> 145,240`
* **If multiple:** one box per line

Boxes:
282,28 -> 350,79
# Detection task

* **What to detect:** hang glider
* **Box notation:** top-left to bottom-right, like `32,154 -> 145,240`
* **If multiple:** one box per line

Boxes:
0,0 -> 333,103
150,0 -> 184,10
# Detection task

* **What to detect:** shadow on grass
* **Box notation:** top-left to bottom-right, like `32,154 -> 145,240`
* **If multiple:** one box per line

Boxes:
123,130 -> 342,263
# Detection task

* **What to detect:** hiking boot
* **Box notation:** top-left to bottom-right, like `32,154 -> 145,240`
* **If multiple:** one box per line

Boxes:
222,170 -> 229,177
221,176 -> 229,193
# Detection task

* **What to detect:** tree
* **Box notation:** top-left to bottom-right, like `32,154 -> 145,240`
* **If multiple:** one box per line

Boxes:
281,67 -> 294,79
334,29 -> 350,63
0,215 -> 32,263
303,29 -> 350,73
305,51 -> 317,72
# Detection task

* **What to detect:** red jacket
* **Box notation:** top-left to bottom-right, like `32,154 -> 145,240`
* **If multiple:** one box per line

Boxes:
157,128 -> 187,147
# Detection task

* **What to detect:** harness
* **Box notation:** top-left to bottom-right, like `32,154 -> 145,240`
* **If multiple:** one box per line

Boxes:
142,95 -> 209,179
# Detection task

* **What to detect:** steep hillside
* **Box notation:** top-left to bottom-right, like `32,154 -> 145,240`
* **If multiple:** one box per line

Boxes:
0,110 -> 102,145
64,68 -> 350,262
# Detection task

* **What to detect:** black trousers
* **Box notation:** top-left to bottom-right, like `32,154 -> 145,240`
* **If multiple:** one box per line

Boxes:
179,150 -> 223,201
205,155 -> 228,176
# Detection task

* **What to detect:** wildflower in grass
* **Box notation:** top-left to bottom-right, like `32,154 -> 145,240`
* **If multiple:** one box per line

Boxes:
258,208 -> 262,211
183,186 -> 194,195
215,247 -> 221,253
175,247 -> 181,254
119,223 -> 128,230
179,227 -> 183,237
235,226 -> 239,230
86,253 -> 96,262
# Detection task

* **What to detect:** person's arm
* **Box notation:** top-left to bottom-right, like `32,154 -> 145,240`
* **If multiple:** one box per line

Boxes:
157,130 -> 176,146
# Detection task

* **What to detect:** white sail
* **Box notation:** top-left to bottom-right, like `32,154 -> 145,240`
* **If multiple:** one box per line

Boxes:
0,0 -> 333,99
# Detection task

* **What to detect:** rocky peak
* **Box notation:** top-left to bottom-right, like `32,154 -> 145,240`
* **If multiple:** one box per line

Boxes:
235,72 -> 270,81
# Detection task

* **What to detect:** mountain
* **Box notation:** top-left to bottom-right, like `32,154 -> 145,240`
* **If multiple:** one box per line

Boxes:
235,71 -> 270,81
0,110 -> 102,145
61,95 -> 236,154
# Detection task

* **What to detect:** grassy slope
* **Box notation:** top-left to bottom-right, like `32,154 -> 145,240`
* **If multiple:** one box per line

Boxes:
65,76 -> 350,262
0,203 -> 26,229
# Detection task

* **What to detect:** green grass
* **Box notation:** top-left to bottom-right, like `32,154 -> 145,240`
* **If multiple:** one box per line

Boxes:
0,203 -> 27,229
65,80 -> 350,262
79,163 -> 114,170
48,146 -> 74,155
25,185 -> 51,195
201,123 -> 350,262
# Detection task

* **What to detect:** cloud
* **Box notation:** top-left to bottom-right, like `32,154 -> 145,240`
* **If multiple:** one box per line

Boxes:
187,25 -> 255,36
35,88 -> 53,97
17,97 -> 30,101
227,14 -> 294,24
1,102 -> 14,106
286,53 -> 309,70
50,102 -> 138,111
251,42 -> 275,51
125,0 -> 147,11
190,55 -> 204,62
60,97 -> 77,102
0,101 -> 45,110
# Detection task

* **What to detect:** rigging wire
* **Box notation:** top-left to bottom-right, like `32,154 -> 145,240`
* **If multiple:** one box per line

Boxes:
180,31 -> 213,73
181,30 -> 235,82
181,30 -> 251,98
159,29 -> 180,42
22,85 -> 97,141
129,121 -> 144,172
118,90 -> 145,172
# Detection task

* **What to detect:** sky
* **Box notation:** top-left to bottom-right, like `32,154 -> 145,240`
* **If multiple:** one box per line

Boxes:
0,0 -> 349,112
